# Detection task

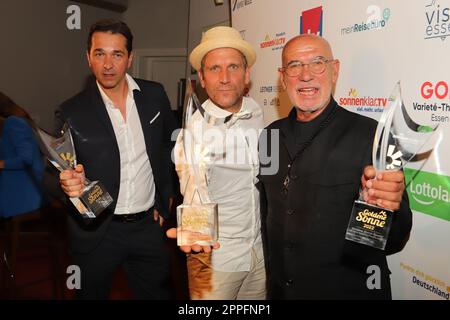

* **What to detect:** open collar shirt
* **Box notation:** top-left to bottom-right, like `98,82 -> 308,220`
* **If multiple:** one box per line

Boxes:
175,97 -> 265,272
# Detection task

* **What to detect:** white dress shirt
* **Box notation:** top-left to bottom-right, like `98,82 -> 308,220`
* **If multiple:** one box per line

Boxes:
97,74 -> 155,215
175,97 -> 265,272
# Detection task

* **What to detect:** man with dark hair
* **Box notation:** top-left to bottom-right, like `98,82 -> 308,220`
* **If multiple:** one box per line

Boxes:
57,19 -> 177,299
87,19 -> 133,54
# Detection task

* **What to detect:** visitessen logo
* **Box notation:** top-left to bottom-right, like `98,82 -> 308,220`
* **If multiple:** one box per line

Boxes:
424,0 -> 450,41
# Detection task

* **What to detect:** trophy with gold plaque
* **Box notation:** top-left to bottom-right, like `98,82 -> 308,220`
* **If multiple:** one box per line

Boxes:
37,124 -> 113,218
176,80 -> 218,246
345,82 -> 439,249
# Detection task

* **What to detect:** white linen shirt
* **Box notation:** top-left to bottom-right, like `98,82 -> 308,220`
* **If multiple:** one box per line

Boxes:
97,74 -> 155,215
175,97 -> 265,272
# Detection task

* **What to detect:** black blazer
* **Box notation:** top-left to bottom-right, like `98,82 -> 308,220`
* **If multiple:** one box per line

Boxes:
259,100 -> 412,299
56,78 -> 178,253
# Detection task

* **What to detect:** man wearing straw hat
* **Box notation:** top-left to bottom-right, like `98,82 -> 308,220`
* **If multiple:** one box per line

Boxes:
174,26 -> 266,300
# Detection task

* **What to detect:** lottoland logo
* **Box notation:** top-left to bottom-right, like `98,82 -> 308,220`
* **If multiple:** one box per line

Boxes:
405,168 -> 450,221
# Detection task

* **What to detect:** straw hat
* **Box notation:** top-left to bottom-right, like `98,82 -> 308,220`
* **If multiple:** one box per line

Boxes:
189,26 -> 256,71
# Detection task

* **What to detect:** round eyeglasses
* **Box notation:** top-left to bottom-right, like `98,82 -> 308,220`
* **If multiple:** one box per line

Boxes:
279,58 -> 334,77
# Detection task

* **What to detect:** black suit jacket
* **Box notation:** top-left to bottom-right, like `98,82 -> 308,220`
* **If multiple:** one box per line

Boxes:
259,99 -> 412,299
56,78 -> 178,254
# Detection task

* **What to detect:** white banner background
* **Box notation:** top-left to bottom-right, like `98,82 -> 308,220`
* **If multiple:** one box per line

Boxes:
232,0 -> 449,300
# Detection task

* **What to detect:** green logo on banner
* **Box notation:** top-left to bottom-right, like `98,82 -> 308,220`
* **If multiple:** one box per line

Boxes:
404,168 -> 450,222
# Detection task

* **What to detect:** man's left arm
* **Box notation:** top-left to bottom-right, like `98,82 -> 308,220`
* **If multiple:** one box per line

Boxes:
362,166 -> 413,254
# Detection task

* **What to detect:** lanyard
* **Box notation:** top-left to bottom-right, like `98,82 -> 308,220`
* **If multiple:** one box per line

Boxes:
282,105 -> 337,194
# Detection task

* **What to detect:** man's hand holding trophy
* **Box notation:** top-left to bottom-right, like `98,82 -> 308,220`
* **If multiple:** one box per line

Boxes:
37,124 -> 113,218
346,82 -> 440,250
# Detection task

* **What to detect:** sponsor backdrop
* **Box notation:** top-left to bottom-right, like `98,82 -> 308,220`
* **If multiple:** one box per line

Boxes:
232,0 -> 449,300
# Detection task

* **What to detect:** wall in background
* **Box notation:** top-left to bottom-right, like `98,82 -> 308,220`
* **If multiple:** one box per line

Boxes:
186,0 -> 230,82
123,0 -> 189,50
0,0 -> 121,131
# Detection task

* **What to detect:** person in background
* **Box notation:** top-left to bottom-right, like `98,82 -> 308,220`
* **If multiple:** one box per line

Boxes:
0,92 -> 44,218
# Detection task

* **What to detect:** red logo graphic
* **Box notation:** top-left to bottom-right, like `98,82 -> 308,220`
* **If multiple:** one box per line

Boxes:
300,6 -> 323,35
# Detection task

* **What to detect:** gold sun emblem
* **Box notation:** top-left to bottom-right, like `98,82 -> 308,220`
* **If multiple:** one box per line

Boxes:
59,152 -> 75,168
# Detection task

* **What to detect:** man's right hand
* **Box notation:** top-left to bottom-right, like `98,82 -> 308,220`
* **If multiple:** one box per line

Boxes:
60,164 -> 85,197
166,228 -> 220,254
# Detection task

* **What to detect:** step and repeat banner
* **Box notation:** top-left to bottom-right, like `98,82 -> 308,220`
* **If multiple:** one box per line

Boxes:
232,0 -> 449,300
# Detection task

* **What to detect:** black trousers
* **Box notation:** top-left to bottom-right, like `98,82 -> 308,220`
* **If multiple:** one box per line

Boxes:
71,213 -> 172,299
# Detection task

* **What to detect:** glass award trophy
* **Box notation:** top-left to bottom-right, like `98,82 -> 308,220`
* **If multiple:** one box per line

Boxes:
345,82 -> 439,250
37,124 -> 113,218
176,80 -> 218,246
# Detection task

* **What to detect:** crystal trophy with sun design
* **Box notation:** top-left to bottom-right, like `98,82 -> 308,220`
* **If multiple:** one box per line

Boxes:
37,124 -> 113,218
176,80 -> 218,246
345,82 -> 439,249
